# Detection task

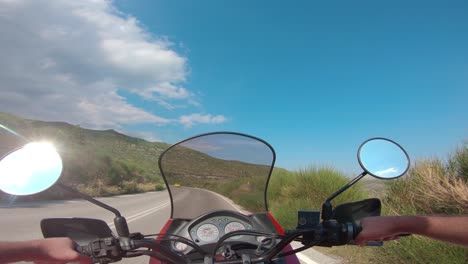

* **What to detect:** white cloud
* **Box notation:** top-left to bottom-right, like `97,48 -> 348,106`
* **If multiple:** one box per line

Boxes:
136,82 -> 193,110
77,91 -> 171,128
0,0 -> 225,129
375,167 -> 398,177
179,114 -> 228,128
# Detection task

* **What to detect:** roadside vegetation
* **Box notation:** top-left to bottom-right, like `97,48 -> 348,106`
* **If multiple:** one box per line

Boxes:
268,167 -> 368,229
372,143 -> 468,264
290,143 -> 468,263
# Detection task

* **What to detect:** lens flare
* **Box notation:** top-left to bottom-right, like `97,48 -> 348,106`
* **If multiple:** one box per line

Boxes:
0,142 -> 62,195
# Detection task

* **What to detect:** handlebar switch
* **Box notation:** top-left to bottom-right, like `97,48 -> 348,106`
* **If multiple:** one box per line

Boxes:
296,210 -> 320,229
129,232 -> 145,240
85,237 -> 122,263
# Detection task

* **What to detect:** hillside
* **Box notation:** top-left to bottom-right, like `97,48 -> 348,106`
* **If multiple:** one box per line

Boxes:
161,144 -> 272,182
0,112 -> 170,199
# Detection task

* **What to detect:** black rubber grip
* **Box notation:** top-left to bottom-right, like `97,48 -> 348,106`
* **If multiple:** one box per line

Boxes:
365,241 -> 383,246
353,224 -> 383,246
354,225 -> 362,237
76,245 -> 92,256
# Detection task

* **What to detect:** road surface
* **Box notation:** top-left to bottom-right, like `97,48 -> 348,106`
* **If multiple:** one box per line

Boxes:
0,187 -> 340,264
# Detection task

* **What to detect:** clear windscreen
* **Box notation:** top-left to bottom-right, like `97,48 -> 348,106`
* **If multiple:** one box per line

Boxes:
159,133 -> 275,219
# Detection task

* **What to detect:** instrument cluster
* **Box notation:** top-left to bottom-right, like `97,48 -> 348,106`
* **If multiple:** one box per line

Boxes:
190,216 -> 252,243
171,214 -> 255,252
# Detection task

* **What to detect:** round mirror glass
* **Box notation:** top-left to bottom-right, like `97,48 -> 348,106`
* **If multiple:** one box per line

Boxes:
0,142 -> 62,195
358,138 -> 410,179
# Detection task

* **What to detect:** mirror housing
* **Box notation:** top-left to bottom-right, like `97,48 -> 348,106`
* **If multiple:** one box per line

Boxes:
358,138 -> 410,180
41,218 -> 114,246
0,142 -> 62,195
332,198 -> 381,224
0,141 -> 131,237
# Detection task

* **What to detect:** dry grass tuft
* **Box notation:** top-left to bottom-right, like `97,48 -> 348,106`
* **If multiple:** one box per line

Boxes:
386,160 -> 468,215
374,143 -> 468,263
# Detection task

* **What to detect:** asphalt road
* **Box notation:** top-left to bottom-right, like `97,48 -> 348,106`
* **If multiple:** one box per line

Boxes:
0,191 -> 170,264
0,188 -> 340,264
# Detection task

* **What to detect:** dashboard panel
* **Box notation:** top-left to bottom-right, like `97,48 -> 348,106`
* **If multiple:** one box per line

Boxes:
190,215 -> 252,243
165,210 -> 279,254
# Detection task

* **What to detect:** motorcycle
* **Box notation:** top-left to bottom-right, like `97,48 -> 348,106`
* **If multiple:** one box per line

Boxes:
0,132 -> 410,263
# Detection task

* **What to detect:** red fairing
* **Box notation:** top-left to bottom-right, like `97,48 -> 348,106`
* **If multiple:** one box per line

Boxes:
266,212 -> 301,264
266,211 -> 285,235
149,219 -> 173,264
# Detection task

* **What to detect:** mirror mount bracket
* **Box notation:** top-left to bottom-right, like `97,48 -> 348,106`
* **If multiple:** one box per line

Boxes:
321,172 -> 367,221
57,183 -> 130,237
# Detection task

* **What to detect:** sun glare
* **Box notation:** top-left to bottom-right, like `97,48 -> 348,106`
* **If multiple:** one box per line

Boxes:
0,142 -> 62,195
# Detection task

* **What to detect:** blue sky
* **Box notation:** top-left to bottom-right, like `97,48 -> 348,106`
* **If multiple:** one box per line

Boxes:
1,1 -> 466,174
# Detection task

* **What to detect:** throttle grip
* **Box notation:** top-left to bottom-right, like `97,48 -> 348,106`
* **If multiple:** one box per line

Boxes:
354,225 -> 362,237
76,245 -> 90,255
75,245 -> 101,263
350,223 -> 383,246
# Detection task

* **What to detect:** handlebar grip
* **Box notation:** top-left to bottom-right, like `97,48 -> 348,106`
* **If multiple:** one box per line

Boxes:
354,225 -> 362,238
349,223 -> 383,246
76,245 -> 92,256
364,241 -> 383,246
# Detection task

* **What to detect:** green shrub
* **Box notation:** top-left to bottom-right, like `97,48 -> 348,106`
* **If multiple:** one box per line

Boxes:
155,183 -> 166,191
268,167 -> 368,229
121,181 -> 139,194
371,145 -> 468,264
448,142 -> 468,182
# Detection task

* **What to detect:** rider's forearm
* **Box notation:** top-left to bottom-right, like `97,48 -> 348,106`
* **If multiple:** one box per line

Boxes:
0,240 -> 43,263
396,216 -> 468,247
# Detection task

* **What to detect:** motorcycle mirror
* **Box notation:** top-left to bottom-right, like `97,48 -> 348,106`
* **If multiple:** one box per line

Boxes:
322,138 -> 409,221
0,142 -> 62,195
358,138 -> 410,179
0,141 -> 131,237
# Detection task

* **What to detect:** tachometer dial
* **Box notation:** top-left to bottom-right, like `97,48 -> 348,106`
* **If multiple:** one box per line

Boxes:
224,221 -> 245,233
196,223 -> 219,242
224,221 -> 246,239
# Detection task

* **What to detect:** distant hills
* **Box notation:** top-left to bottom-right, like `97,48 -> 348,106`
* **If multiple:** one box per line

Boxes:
0,112 -> 170,200
0,112 -> 275,201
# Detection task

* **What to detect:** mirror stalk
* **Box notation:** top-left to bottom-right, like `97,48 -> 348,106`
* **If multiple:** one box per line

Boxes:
56,183 -> 130,237
321,172 -> 367,221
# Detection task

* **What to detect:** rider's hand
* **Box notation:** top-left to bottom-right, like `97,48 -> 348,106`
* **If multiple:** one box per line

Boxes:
0,237 -> 91,263
355,215 -> 468,247
34,237 -> 92,263
354,216 -> 404,245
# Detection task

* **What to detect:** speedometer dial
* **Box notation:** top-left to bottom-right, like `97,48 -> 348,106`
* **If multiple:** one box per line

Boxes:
196,223 -> 219,242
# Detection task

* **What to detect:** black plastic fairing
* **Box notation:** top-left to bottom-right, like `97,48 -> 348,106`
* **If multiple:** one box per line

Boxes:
41,217 -> 114,246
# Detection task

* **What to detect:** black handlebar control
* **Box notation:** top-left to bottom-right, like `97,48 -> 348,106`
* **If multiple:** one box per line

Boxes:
77,238 -> 123,264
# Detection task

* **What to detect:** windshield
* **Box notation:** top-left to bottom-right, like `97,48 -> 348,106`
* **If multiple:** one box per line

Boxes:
159,132 -> 275,219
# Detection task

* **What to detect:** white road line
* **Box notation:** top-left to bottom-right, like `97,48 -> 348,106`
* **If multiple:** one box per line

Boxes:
297,252 -> 318,264
194,187 -> 247,214
107,201 -> 170,229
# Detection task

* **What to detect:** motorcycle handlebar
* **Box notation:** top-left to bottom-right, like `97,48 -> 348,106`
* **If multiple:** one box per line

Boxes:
75,221 -> 383,264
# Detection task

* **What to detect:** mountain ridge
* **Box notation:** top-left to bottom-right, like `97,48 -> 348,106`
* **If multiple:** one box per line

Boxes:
0,112 -> 169,200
